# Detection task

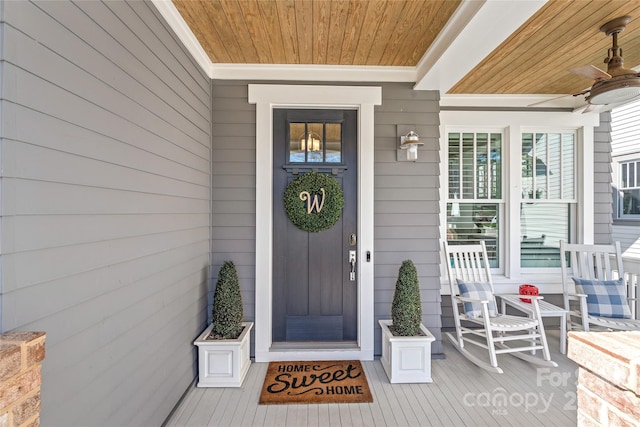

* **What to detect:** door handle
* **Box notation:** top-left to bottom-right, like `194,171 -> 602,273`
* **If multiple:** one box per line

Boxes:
349,250 -> 356,281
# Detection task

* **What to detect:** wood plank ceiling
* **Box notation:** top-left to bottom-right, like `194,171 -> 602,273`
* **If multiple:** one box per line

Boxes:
172,0 -> 461,66
173,0 -> 640,95
451,0 -> 640,95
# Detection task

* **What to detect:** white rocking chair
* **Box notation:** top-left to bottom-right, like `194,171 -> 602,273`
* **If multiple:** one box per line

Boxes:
443,241 -> 557,373
560,241 -> 640,332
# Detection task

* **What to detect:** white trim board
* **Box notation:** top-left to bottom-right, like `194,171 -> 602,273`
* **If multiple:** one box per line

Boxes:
248,84 -> 381,362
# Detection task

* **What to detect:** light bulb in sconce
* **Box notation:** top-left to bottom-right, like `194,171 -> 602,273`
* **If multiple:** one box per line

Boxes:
400,130 -> 424,161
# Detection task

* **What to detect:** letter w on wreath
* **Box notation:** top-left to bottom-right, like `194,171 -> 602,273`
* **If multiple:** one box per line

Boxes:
300,188 -> 325,214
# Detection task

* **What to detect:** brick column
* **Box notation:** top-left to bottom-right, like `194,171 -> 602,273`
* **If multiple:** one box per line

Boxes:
0,332 -> 45,427
568,331 -> 640,426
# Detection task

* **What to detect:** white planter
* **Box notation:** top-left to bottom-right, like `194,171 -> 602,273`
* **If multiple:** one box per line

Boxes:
379,319 -> 435,383
194,322 -> 253,387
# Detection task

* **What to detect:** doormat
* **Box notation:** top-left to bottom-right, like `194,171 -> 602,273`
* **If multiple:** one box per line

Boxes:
259,360 -> 373,405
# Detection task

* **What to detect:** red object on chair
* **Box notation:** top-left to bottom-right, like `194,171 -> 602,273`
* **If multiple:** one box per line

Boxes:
519,284 -> 538,303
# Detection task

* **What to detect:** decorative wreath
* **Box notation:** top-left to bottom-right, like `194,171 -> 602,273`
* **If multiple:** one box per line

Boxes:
284,171 -> 344,232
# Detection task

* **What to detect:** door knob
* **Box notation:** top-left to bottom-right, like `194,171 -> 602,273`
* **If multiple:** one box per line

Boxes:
349,250 -> 356,281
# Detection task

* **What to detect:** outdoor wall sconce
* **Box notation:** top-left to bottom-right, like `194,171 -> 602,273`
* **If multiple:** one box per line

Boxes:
397,125 -> 424,161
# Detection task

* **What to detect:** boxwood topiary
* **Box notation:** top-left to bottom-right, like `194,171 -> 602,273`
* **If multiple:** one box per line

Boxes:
391,260 -> 422,336
211,261 -> 244,339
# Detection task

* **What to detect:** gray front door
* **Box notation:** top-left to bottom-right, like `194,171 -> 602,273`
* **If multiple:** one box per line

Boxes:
272,109 -> 357,343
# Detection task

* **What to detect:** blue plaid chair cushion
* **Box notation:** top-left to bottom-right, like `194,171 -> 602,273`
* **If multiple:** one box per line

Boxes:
456,279 -> 498,318
572,277 -> 631,319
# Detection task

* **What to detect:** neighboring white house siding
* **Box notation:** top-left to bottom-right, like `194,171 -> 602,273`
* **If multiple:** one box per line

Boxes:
611,101 -> 640,256
1,1 -> 211,426
594,111 -> 613,245
210,81 -> 443,356
611,101 -> 640,156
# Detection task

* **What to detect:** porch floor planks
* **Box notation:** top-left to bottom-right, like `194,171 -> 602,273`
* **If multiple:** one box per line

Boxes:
165,331 -> 578,427
367,362 -> 410,426
359,363 -> 386,427
166,384 -> 201,424
240,363 -> 268,426
435,350 -> 514,426
183,387 -> 223,426
220,361 -> 265,427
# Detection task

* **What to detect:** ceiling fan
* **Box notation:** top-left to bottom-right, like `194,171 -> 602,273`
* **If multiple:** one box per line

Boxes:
569,16 -> 640,106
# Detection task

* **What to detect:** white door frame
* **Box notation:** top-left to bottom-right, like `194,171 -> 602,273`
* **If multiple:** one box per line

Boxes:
249,84 -> 380,362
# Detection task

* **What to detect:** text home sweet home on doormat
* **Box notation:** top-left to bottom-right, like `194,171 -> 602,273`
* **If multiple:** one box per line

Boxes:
259,360 -> 373,405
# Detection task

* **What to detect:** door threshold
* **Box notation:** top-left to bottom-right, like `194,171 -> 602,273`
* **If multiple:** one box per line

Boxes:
271,341 -> 359,351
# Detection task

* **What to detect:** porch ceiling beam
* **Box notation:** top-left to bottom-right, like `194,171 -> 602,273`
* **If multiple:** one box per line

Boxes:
414,0 -> 547,92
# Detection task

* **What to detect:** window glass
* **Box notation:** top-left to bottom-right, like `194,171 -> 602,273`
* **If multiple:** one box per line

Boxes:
522,132 -> 574,200
448,129 -> 576,271
520,203 -> 569,267
447,131 -> 502,268
448,133 -> 461,199
289,123 -> 306,162
305,123 -> 324,163
491,133 -> 502,199
520,132 -> 575,267
288,122 -> 341,163
619,159 -> 640,217
548,133 -> 561,199
562,134 -> 575,199
462,133 -> 474,198
325,123 -> 342,163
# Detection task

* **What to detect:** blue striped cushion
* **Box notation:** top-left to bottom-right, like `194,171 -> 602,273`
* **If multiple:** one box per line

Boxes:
456,279 -> 498,318
572,277 -> 631,319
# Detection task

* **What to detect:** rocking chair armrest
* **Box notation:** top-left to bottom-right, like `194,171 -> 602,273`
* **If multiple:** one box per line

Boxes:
566,292 -> 587,300
497,294 -> 545,301
455,295 -> 492,304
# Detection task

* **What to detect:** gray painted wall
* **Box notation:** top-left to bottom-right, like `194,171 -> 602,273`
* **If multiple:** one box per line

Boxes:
210,81 -> 443,356
373,84 -> 443,355
0,1 -> 211,425
210,82 -> 257,329
594,111 -> 614,245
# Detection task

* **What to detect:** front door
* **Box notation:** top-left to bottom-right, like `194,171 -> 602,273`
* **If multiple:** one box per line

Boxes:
272,109 -> 357,344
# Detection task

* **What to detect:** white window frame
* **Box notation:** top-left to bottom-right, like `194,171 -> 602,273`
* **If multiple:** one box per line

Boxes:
440,111 -> 598,294
445,127 -> 506,274
613,155 -> 640,221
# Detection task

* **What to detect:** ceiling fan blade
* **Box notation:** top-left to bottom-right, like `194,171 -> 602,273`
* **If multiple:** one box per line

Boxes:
527,94 -> 572,107
527,88 -> 591,108
581,103 -> 596,114
569,65 -> 611,80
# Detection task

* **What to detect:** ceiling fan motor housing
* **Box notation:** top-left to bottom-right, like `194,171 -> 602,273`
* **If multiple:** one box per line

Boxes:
584,16 -> 640,105
588,74 -> 640,105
